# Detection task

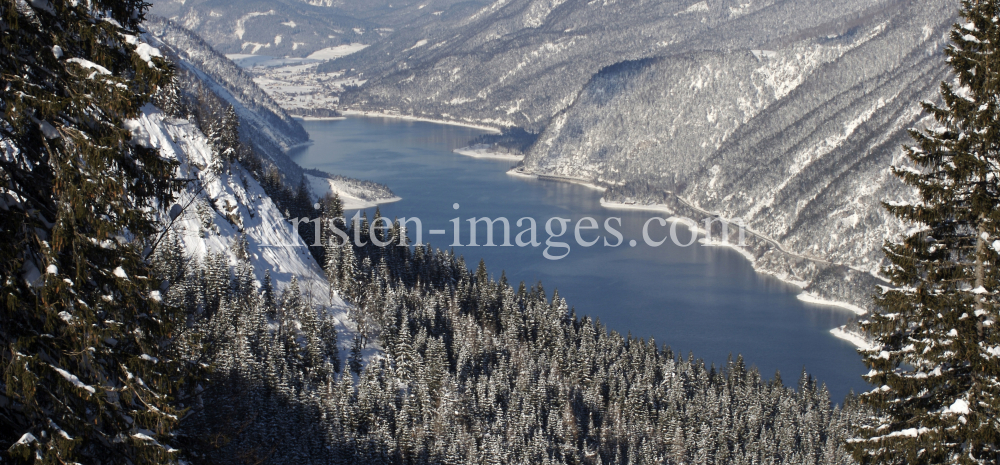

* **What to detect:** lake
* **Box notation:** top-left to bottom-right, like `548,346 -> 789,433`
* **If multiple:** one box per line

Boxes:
290,116 -> 869,400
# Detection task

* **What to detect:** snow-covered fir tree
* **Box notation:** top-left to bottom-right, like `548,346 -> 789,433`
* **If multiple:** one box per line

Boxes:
0,0 -> 201,462
849,1 -> 1000,463
159,205 -> 867,464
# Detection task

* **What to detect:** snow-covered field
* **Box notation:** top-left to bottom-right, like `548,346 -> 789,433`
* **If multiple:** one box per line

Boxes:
307,43 -> 368,61
224,45 -> 370,118
226,43 -> 367,118
340,109 -> 502,132
247,63 -> 352,117
225,54 -> 319,68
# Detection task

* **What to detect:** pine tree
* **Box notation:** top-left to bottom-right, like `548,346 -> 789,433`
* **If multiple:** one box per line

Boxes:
850,2 -> 1000,463
0,0 -> 198,462
349,335 -> 365,377
219,105 -> 240,164
263,270 -> 278,321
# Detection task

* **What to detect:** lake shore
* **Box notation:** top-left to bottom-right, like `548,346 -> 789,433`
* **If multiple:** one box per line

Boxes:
340,110 -> 502,133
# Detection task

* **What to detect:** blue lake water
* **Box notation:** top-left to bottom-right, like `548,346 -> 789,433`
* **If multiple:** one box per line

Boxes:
290,116 -> 869,400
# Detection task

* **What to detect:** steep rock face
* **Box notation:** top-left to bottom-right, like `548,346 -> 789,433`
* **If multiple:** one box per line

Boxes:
335,0 -> 904,131
522,0 -> 954,307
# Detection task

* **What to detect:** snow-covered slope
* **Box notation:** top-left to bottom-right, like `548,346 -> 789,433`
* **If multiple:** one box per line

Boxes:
519,0 -> 953,310
304,172 -> 401,210
143,18 -> 399,207
144,18 -> 309,158
126,104 -> 362,345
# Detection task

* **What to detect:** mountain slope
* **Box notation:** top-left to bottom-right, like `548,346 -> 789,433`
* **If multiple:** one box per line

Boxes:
144,18 -> 399,208
145,18 -> 309,156
333,0 -> 954,310
148,0 -> 490,57
127,104 -> 360,338
333,0 -> 907,130
522,0 -> 953,308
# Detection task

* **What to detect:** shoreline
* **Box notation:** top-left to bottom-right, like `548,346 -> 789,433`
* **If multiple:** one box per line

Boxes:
601,199 -> 770,279
508,168 -> 607,192
453,146 -> 524,161
284,140 -> 315,152
796,292 -> 867,315
341,109 -> 502,133
597,198 -> 870,316
830,326 -> 873,351
295,116 -> 347,121
342,196 -> 402,211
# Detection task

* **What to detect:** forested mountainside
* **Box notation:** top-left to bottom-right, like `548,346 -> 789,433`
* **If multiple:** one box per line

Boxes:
1,0 -> 903,461
332,0 -> 914,131
144,17 -> 398,207
148,0 -> 490,58
130,38 -> 867,463
145,18 -> 310,162
330,0 -> 955,310
163,196 -> 868,463
524,0 -> 955,308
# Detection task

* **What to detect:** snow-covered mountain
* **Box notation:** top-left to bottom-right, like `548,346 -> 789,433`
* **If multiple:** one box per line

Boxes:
129,105 -> 336,304
125,25 -> 400,350
147,0 -> 490,58
520,0 -> 955,309
149,0 -> 957,310
145,18 -> 310,162
144,17 -> 399,207
334,0 -> 955,310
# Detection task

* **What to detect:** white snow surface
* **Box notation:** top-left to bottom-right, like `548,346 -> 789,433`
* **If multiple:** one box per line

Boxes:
125,105 -> 361,347
13,433 -> 37,446
304,174 -> 401,210
453,144 -> 524,161
946,398 -> 970,415
830,326 -> 874,351
66,58 -> 111,76
797,292 -> 867,315
307,43 -> 369,61
52,366 -> 96,394
406,39 -> 429,51
685,1 -> 709,12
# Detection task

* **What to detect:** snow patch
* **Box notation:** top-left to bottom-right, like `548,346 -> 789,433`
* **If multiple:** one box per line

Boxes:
830,326 -> 874,350
305,174 -> 400,210
676,1 -> 709,15
306,43 -> 368,61
407,39 -> 429,51
13,433 -> 37,446
947,398 -> 970,415
797,292 -> 867,315
454,145 -> 524,161
52,366 -> 95,394
235,11 -> 275,40
66,58 -> 111,76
